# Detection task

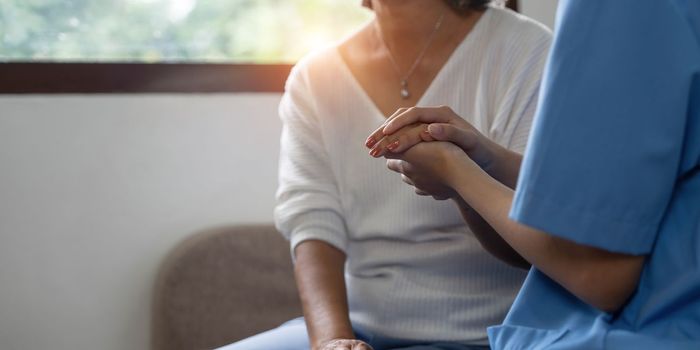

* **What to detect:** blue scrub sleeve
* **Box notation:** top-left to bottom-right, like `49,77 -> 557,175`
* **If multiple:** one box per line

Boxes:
510,0 -> 696,255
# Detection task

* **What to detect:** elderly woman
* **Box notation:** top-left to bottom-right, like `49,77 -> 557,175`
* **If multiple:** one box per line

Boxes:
219,1 -> 550,349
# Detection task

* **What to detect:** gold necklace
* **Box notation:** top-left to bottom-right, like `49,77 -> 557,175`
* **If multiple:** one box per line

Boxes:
375,11 -> 446,100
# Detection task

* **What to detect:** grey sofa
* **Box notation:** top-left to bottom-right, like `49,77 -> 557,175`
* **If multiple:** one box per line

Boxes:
152,224 -> 302,350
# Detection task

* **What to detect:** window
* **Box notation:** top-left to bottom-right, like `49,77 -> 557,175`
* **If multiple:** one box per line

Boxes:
0,0 -> 372,63
0,0 -> 517,93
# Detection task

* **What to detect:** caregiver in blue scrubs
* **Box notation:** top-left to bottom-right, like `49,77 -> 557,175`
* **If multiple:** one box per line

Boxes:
365,0 -> 700,348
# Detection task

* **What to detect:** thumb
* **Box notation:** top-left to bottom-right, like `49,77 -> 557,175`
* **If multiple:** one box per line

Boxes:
427,123 -> 478,151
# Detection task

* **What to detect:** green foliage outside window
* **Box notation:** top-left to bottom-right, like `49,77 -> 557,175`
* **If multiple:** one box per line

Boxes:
0,0 -> 372,63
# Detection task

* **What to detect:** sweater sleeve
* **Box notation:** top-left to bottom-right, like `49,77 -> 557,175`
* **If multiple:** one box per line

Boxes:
273,64 -> 349,257
490,26 -> 552,154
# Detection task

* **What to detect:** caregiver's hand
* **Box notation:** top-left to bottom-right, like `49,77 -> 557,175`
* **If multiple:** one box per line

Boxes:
317,339 -> 373,350
385,141 -> 476,200
366,106 -> 495,171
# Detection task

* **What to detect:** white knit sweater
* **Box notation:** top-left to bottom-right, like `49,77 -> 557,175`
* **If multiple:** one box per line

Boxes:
274,7 -> 551,345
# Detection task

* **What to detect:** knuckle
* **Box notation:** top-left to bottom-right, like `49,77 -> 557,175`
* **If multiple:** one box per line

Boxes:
386,159 -> 396,170
438,105 -> 451,113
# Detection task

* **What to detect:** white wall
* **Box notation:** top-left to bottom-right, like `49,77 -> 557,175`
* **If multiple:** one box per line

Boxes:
520,0 -> 559,30
0,3 -> 560,350
0,94 -> 282,350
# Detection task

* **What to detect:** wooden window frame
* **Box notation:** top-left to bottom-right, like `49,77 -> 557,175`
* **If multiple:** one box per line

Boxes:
0,1 -> 516,94
0,63 -> 292,93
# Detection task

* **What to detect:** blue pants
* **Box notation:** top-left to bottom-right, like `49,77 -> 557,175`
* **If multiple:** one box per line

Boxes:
216,318 -> 490,350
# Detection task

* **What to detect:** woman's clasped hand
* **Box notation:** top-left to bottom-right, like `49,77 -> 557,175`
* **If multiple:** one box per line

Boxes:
365,105 -> 500,198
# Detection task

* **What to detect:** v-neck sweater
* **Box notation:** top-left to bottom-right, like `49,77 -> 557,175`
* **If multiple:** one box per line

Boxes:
275,7 -> 552,345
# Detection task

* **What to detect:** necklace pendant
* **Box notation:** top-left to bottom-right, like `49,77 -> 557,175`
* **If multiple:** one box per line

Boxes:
400,80 -> 410,99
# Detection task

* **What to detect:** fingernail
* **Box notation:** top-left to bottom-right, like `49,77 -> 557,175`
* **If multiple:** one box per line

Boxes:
428,124 -> 443,135
370,148 -> 379,157
387,140 -> 399,151
365,137 -> 376,148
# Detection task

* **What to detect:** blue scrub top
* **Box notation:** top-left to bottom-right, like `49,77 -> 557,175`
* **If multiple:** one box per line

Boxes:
488,0 -> 700,349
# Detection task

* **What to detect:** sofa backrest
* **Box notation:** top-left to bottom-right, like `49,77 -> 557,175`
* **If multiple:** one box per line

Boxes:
152,224 -> 301,350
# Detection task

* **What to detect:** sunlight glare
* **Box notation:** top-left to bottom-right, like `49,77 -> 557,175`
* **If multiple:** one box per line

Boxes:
168,0 -> 197,22
302,30 -> 335,53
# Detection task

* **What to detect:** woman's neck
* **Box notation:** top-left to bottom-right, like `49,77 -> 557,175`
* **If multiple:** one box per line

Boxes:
372,0 -> 477,67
